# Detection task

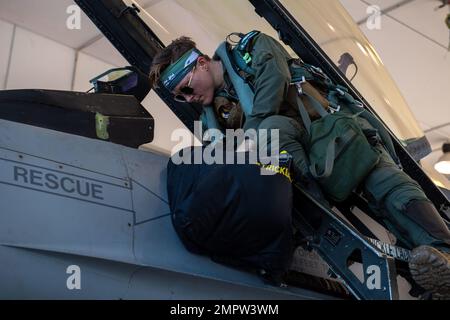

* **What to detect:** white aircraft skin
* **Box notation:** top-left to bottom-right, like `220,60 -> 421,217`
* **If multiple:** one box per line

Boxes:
0,118 -> 337,300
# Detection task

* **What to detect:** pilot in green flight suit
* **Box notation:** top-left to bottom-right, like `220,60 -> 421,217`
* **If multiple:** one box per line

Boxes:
149,32 -> 450,298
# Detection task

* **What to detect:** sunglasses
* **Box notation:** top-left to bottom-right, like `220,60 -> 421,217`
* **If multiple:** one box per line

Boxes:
174,66 -> 196,103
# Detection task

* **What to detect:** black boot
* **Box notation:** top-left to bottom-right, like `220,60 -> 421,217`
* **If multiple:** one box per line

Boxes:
405,200 -> 450,299
409,245 -> 450,300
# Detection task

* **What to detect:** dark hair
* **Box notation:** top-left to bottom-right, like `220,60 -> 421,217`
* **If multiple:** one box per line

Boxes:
149,37 -> 196,89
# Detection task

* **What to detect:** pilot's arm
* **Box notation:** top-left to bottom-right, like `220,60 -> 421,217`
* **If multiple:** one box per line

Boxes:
243,33 -> 293,131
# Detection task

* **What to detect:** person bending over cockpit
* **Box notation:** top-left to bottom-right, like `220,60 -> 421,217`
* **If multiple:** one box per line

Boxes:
149,32 -> 450,299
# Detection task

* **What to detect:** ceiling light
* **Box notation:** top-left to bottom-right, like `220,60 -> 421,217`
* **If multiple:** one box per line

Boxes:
434,143 -> 450,175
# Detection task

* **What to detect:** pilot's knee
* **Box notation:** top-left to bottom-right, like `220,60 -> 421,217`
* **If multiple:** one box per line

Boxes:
259,115 -> 304,139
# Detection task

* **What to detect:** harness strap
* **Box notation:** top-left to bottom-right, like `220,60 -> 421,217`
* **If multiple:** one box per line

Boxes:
202,106 -> 223,139
304,93 -> 329,118
215,42 -> 254,116
295,89 -> 312,135
294,79 -> 329,134
232,30 -> 260,77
